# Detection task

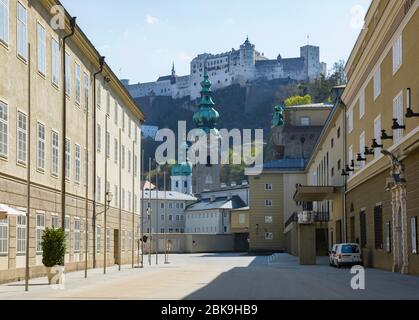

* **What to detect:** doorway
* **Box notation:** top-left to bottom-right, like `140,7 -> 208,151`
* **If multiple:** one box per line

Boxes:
114,229 -> 120,265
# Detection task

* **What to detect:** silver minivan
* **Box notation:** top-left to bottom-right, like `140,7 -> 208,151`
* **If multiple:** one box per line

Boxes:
329,243 -> 362,268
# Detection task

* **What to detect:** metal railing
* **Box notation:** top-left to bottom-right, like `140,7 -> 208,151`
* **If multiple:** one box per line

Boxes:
285,211 -> 330,228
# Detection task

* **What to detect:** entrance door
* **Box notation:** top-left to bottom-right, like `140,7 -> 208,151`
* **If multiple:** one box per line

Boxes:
114,229 -> 120,265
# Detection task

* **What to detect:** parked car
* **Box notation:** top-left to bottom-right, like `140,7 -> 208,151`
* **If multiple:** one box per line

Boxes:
329,243 -> 362,268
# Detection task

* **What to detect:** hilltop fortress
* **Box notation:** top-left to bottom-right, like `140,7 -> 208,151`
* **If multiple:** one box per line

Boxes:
122,38 -> 327,101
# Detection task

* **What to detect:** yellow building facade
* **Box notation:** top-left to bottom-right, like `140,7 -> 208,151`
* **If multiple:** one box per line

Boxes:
342,0 -> 419,274
0,0 -> 144,283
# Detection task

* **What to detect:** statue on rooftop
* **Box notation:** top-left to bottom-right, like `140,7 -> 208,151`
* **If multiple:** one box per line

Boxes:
271,104 -> 285,128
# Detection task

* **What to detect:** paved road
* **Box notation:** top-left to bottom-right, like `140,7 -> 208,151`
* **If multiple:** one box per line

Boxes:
1,253 -> 419,300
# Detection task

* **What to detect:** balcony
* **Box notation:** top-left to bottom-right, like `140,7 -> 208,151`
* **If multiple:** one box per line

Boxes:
285,211 -> 330,228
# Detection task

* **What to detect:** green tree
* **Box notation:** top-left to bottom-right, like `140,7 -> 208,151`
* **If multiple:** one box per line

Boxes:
284,94 -> 312,107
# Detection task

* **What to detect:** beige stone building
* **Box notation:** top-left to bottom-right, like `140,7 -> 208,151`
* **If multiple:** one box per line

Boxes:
0,0 -> 145,283
291,87 -> 346,257
342,0 -> 419,275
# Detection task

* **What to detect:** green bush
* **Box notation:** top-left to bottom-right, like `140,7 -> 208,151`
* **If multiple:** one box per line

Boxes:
41,228 -> 66,267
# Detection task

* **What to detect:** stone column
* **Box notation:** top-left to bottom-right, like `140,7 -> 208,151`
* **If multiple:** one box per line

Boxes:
298,223 -> 316,265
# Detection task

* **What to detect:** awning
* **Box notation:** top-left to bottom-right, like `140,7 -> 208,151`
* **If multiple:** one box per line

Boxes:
0,204 -> 26,220
293,186 -> 336,202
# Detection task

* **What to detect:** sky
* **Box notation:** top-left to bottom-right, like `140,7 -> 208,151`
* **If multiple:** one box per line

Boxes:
60,0 -> 372,84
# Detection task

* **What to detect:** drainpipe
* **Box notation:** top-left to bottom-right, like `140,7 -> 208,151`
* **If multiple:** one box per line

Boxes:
92,56 -> 105,269
341,98 -> 348,243
61,17 -> 76,232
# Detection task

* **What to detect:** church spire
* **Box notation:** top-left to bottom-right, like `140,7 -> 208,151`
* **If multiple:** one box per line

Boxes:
171,61 -> 176,76
193,71 -> 220,135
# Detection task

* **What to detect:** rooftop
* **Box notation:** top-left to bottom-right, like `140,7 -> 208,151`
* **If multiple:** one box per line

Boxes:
186,195 -> 247,212
141,190 -> 197,201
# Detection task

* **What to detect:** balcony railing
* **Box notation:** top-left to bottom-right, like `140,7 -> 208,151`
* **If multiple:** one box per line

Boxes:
285,211 -> 330,228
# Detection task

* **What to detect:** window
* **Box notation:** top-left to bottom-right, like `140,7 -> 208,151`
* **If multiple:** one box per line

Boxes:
239,214 -> 246,224
122,111 -> 125,132
0,0 -> 9,44
337,127 -> 341,139
331,167 -> 335,177
96,176 -> 101,202
65,52 -> 71,96
75,144 -> 81,183
96,226 -> 101,253
106,92 -> 110,115
51,39 -> 60,86
128,231 -> 133,250
75,63 -> 81,104
106,228 -> 110,252
337,159 -> 341,171
128,191 -> 131,211
65,216 -> 70,252
265,232 -> 273,240
16,215 -> 26,254
96,83 -> 101,108
374,205 -> 383,249
17,111 -> 27,164
134,155 -> 138,176
37,123 -> 45,171
265,216 -> 273,224
169,203 -> 173,209
114,138 -> 118,164
392,34 -> 402,74
374,115 -> 382,158
106,132 -> 110,159
17,2 -> 27,59
114,185 -> 118,207
37,23 -> 46,75
265,200 -> 273,207
114,102 -> 118,125
331,138 -> 334,149
180,203 -> 184,209
0,101 -> 8,156
373,66 -> 381,100
359,132 -> 365,168
122,145 -> 125,169
385,222 -> 392,253
74,218 -> 80,252
51,131 -> 59,176
393,92 -> 404,143
0,219 -> 7,254
128,150 -> 131,173
122,188 -> 125,209
160,214 -> 164,221
96,124 -> 101,152
348,108 -> 354,133
83,73 -> 89,110
65,139 -> 71,180
412,217 -> 418,254
265,183 -> 272,191
169,215 -> 173,221
359,90 -> 365,119
51,214 -> 59,229
360,210 -> 367,249
300,117 -> 310,126
128,120 -> 132,138
36,213 -> 45,253
348,145 -> 354,174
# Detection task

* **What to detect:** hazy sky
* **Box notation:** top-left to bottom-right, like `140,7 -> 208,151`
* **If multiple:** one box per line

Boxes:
60,0 -> 372,84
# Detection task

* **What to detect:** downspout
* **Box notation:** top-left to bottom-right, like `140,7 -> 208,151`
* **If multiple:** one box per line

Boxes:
61,17 -> 76,231
341,98 -> 348,243
92,56 -> 105,269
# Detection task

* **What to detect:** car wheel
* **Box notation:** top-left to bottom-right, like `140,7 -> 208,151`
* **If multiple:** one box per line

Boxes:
336,261 -> 341,268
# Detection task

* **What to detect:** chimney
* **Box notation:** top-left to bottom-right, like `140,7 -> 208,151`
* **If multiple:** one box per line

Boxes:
210,195 -> 216,202
227,192 -> 233,200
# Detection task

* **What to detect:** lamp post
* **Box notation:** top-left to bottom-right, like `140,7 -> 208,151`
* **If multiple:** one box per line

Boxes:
104,190 -> 113,274
164,170 -> 169,264
148,158 -> 152,266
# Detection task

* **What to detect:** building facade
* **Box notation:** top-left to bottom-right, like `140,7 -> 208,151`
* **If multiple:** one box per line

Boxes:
123,38 -> 327,100
342,0 -> 419,275
0,0 -> 144,283
141,190 -> 197,234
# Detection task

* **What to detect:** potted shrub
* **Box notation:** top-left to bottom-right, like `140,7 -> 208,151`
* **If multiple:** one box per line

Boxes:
41,228 -> 66,284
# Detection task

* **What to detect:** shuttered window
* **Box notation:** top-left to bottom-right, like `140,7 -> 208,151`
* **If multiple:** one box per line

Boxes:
360,211 -> 367,249
374,205 -> 383,249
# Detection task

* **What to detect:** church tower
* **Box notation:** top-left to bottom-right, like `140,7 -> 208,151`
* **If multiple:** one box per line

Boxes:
170,142 -> 193,194
192,71 -> 221,194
